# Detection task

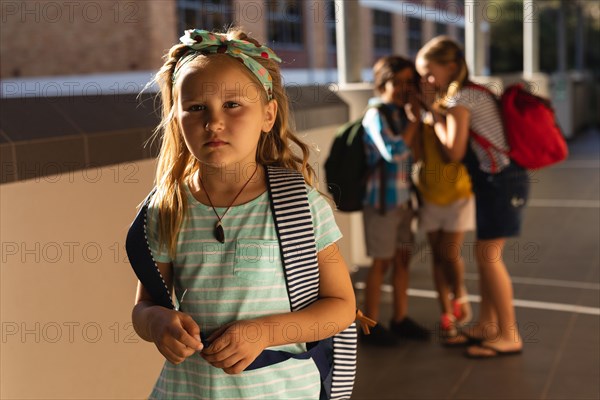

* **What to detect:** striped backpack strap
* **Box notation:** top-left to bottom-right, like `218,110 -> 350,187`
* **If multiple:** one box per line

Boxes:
265,166 -> 357,400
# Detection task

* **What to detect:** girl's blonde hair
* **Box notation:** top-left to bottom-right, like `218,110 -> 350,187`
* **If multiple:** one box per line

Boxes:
149,27 -> 316,257
416,36 -> 469,113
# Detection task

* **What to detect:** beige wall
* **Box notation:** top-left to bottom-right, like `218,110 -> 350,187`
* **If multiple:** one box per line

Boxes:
393,12 -> 409,57
232,0 -> 267,43
0,158 -> 162,398
309,0 -> 329,70
0,0 -> 177,78
0,123 -> 352,399
360,6 -> 374,68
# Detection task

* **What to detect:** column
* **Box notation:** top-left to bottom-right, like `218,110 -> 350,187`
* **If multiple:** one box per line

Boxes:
464,0 -> 488,76
523,0 -> 540,77
335,0 -> 362,84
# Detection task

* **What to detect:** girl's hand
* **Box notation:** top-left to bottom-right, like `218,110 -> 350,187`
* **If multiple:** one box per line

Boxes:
419,81 -> 437,109
201,320 -> 267,375
148,306 -> 204,365
405,91 -> 422,123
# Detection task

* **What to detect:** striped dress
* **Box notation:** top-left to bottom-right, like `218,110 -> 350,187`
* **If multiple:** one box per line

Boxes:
447,85 -> 510,173
146,184 -> 342,399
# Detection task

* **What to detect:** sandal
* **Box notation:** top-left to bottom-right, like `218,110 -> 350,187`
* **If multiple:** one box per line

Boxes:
439,314 -> 468,347
462,332 -> 484,345
465,343 -> 523,359
452,295 -> 472,325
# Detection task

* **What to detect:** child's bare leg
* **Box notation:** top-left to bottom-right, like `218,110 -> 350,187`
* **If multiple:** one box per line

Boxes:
440,231 -> 471,323
469,239 -> 522,354
365,258 -> 390,321
392,245 -> 411,321
440,231 -> 466,298
468,267 -> 498,339
428,231 -> 452,314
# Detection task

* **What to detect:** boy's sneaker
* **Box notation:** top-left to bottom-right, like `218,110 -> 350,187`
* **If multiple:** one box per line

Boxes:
390,317 -> 430,341
360,324 -> 400,347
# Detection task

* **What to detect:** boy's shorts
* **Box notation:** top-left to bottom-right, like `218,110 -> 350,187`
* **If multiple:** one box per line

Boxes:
419,196 -> 475,233
363,204 -> 415,259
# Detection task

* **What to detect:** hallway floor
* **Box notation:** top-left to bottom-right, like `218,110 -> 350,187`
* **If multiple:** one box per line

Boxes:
350,130 -> 600,399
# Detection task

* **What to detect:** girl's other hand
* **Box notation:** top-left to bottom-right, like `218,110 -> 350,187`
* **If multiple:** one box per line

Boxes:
405,91 -> 422,122
201,320 -> 267,375
148,306 -> 204,365
419,80 -> 437,109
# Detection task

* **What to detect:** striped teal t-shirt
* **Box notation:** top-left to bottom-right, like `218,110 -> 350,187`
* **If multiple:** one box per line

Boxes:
146,183 -> 342,399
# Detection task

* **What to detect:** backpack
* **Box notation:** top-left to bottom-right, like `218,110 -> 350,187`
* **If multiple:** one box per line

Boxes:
468,83 -> 568,170
324,104 -> 396,212
125,166 -> 366,400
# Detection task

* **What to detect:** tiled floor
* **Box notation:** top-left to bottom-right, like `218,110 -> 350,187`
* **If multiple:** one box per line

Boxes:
349,130 -> 600,399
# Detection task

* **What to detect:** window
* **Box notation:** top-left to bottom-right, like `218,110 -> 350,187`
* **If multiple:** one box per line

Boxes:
177,0 -> 233,34
326,0 -> 337,50
408,17 -> 422,59
436,22 -> 447,36
373,10 -> 393,57
457,26 -> 465,44
268,1 -> 304,47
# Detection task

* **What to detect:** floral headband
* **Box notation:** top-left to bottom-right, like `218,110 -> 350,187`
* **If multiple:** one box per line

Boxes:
172,29 -> 282,100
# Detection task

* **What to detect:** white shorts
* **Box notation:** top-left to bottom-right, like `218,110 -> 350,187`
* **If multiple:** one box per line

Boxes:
363,205 -> 415,259
419,196 -> 475,233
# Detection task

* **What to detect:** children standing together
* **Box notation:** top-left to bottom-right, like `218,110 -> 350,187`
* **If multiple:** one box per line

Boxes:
128,27 -> 530,399
359,35 -> 529,357
416,36 -> 529,357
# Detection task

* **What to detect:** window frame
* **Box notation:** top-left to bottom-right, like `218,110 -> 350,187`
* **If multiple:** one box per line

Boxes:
267,0 -> 305,50
373,9 -> 394,57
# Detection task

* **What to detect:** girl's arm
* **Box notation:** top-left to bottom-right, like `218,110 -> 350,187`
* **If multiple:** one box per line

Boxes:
432,105 -> 470,162
410,124 -> 423,162
400,119 -> 421,148
201,243 -> 356,375
132,261 -> 203,364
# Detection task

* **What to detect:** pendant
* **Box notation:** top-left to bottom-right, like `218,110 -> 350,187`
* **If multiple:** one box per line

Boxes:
214,220 -> 225,243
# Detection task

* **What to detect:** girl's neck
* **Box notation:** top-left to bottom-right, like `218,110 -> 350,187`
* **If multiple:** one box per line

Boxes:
190,163 -> 266,206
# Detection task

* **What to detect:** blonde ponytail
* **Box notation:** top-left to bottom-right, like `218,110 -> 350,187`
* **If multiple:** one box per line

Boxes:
416,36 -> 469,114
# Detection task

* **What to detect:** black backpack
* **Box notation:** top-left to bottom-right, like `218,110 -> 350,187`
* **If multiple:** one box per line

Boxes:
324,104 -> 398,212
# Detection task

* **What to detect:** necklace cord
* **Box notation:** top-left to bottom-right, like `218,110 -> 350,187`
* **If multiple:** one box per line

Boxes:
198,165 -> 259,223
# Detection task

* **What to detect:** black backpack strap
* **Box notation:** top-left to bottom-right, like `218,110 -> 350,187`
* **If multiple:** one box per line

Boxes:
125,188 -> 175,310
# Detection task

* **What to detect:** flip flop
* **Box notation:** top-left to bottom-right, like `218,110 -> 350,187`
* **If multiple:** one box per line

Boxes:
465,344 -> 523,359
462,332 -> 484,345
441,333 -> 470,348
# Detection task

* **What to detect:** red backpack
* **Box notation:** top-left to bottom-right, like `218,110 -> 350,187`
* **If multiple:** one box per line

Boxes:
468,83 -> 568,170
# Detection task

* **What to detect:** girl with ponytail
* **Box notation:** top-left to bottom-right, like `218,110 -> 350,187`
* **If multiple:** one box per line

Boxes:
416,36 -> 529,358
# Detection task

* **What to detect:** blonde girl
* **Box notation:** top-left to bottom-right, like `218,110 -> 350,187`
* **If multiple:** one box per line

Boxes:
416,36 -> 529,358
131,28 -> 355,398
412,92 -> 474,346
